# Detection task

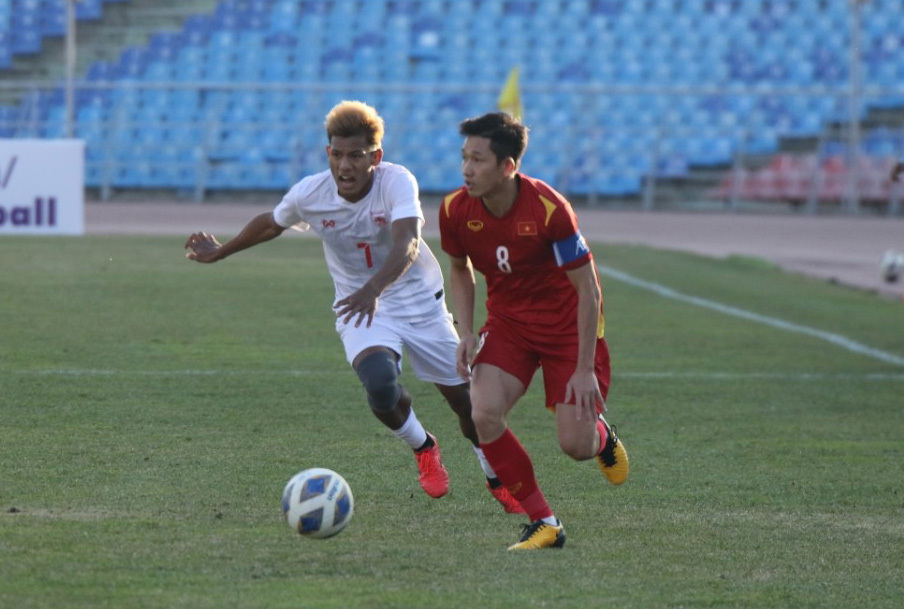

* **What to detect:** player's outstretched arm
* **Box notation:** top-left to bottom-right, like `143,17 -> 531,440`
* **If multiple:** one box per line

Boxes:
185,212 -> 285,263
891,161 -> 904,183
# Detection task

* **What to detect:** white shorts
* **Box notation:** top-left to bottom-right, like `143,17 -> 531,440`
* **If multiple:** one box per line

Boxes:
335,305 -> 463,387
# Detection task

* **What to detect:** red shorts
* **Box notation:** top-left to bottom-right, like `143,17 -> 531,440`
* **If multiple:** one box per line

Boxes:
473,316 -> 611,410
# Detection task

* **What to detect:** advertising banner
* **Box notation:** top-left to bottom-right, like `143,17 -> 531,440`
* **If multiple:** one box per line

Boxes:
0,139 -> 85,235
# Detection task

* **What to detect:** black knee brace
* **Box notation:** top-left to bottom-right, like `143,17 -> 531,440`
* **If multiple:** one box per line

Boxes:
355,351 -> 402,412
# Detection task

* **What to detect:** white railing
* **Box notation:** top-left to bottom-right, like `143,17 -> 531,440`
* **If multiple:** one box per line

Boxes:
0,80 -> 902,214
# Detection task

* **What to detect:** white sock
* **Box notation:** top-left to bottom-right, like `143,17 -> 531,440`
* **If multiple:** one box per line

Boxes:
541,516 -> 559,526
392,408 -> 429,450
472,446 -> 498,479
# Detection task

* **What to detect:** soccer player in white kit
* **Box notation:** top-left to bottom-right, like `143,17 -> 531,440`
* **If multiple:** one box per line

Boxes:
184,101 -> 522,512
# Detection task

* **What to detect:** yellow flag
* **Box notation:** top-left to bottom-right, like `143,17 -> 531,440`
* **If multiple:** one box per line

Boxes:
497,67 -> 523,121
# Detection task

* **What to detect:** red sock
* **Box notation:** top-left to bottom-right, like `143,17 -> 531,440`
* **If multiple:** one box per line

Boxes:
480,428 -> 553,521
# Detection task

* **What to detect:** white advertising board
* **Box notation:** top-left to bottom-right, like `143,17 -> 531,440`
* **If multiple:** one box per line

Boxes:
0,139 -> 85,235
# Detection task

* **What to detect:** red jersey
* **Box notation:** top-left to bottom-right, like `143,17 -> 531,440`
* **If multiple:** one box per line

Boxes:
440,174 -> 601,338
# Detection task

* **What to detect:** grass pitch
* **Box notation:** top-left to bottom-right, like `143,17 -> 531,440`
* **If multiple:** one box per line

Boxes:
1,234 -> 903,608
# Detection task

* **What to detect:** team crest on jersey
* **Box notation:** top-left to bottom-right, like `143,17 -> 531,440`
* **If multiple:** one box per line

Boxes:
372,213 -> 388,227
517,221 -> 537,236
467,220 -> 484,232
321,219 -> 336,228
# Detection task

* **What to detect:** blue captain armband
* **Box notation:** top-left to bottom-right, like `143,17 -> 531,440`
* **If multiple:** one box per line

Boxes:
552,231 -> 591,267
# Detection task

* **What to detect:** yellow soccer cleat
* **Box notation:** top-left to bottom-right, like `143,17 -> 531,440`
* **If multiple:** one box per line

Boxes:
507,520 -> 566,550
596,417 -> 629,485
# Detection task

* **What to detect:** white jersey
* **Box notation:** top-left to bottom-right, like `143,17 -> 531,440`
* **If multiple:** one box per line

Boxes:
273,162 -> 446,320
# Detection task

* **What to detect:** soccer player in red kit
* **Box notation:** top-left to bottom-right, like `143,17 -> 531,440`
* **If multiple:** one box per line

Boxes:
439,112 -> 629,550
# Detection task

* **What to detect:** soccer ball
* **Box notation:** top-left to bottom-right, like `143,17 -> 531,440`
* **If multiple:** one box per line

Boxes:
281,468 -> 354,538
879,249 -> 904,283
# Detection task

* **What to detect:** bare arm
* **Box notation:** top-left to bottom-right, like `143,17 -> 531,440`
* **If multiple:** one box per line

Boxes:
892,161 -> 904,183
563,261 -> 605,419
447,254 -> 477,380
184,212 -> 286,263
334,216 -> 420,328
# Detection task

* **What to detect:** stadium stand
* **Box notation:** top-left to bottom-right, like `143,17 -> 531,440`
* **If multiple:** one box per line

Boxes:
0,0 -> 903,207
710,153 -> 898,208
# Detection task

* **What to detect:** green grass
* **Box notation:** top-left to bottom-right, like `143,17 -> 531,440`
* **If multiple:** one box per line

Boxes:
2,235 -> 903,608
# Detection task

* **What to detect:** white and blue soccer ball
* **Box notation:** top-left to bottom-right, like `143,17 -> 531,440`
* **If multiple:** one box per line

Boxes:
879,249 -> 904,283
281,468 -> 354,538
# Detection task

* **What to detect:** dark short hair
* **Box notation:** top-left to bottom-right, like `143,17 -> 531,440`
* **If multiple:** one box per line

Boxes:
459,112 -> 529,166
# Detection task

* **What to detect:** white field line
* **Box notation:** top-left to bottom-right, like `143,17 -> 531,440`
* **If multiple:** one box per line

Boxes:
597,264 -> 904,368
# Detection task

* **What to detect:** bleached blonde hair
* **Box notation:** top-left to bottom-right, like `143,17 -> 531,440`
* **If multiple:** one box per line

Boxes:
324,101 -> 385,148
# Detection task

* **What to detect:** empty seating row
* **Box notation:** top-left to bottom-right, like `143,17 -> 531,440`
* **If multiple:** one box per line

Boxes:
0,0 -> 125,62
711,154 -> 902,202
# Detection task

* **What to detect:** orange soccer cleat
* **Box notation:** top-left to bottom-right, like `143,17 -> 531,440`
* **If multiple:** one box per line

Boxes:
414,434 -> 449,498
486,481 -> 526,514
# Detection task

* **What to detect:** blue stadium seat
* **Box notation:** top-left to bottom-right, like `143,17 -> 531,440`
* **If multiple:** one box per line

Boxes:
39,2 -> 67,36
181,15 -> 212,45
75,0 -> 103,20
11,28 -> 42,55
147,31 -> 183,60
0,37 -> 13,69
